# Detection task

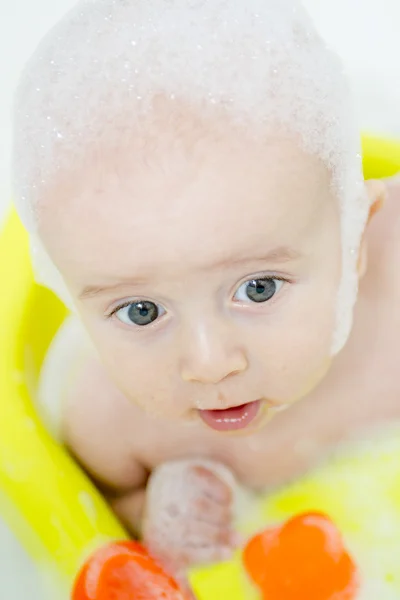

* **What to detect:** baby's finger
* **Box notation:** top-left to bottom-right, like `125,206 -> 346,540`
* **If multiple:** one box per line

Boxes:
165,542 -> 234,573
150,532 -> 234,575
183,542 -> 234,566
181,520 -> 234,549
191,495 -> 232,525
189,465 -> 233,504
175,575 -> 197,600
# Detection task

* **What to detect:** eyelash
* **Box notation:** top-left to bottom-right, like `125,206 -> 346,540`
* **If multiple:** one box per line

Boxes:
235,273 -> 287,290
108,300 -> 140,318
106,274 -> 290,319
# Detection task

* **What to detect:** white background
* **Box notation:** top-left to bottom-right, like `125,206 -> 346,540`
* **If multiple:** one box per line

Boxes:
0,1 -> 399,598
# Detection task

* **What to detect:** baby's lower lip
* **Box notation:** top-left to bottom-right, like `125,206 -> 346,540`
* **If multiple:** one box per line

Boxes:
198,400 -> 261,432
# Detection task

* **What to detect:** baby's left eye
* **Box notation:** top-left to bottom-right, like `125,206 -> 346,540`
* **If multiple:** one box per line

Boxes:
234,278 -> 284,304
114,301 -> 165,326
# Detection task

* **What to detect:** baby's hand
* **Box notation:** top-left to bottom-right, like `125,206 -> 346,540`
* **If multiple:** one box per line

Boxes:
142,459 -> 238,577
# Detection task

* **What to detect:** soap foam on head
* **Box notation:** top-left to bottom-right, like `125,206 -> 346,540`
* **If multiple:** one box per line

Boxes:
12,0 -> 368,353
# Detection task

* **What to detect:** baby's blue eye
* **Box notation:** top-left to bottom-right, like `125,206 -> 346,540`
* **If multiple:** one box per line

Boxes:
115,301 -> 164,326
234,278 -> 283,304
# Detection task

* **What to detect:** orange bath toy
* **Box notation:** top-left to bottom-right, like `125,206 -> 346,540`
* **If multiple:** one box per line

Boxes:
73,540 -> 187,600
243,512 -> 358,600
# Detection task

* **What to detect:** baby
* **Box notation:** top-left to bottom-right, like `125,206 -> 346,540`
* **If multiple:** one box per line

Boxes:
11,0 -> 399,583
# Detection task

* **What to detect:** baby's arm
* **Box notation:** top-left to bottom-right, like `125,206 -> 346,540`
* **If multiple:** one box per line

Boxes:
38,316 -> 150,534
60,344 -> 149,536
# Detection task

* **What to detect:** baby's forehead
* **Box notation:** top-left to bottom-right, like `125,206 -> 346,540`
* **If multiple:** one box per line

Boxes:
38,123 -> 335,278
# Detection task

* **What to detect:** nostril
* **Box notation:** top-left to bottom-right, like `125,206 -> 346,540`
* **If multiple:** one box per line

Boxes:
180,346 -> 248,384
229,369 -> 241,378
220,368 -> 243,382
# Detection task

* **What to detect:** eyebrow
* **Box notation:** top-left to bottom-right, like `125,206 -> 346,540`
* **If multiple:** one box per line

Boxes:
79,246 -> 300,300
208,246 -> 300,271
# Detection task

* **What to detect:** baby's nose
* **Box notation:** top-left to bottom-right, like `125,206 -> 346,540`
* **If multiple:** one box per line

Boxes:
179,319 -> 248,385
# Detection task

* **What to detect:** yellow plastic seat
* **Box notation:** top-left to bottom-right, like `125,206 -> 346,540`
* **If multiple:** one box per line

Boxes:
0,202 -> 126,596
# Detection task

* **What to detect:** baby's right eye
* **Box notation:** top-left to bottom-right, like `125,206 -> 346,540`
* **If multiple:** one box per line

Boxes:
114,301 -> 165,326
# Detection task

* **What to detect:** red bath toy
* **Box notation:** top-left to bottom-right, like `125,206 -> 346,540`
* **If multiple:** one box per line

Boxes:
73,540 -> 186,600
243,512 -> 358,600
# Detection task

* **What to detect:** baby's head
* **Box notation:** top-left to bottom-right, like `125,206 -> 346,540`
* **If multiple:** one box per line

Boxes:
12,0 -> 382,432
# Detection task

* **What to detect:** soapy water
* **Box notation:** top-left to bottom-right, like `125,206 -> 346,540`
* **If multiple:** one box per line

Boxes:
0,518 -> 46,600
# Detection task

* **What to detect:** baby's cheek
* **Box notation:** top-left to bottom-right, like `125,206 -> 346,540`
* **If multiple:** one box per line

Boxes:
97,342 -> 186,418
250,309 -> 334,402
73,315 -> 189,419
289,332 -> 333,397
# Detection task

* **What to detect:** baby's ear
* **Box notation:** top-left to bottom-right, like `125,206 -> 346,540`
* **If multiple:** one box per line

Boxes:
357,179 -> 387,279
365,179 -> 387,223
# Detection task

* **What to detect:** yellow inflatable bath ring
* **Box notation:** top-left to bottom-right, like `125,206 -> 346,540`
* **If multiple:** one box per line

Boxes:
0,133 -> 399,599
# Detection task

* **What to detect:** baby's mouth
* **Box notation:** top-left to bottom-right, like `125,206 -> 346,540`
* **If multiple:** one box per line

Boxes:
198,400 -> 262,432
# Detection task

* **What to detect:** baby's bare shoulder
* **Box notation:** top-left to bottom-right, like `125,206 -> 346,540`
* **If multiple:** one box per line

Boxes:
62,342 -> 148,493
